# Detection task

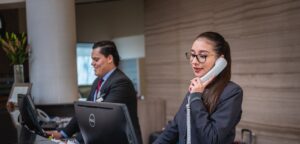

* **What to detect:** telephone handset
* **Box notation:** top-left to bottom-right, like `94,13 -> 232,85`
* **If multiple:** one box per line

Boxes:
200,57 -> 227,82
37,108 -> 50,122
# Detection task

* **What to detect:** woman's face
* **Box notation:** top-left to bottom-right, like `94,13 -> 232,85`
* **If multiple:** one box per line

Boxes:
189,37 -> 218,78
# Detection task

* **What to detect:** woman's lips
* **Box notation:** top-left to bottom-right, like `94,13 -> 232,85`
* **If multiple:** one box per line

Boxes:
193,67 -> 203,73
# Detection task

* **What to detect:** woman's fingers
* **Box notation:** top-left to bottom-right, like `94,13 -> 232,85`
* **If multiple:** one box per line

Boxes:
190,77 -> 204,93
189,76 -> 215,93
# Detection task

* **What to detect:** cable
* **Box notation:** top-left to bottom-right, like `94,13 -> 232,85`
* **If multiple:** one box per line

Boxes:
186,96 -> 191,144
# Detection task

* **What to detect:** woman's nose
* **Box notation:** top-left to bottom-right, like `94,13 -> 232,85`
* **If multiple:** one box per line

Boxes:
191,56 -> 199,65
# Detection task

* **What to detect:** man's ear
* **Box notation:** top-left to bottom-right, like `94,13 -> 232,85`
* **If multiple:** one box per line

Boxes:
107,55 -> 113,64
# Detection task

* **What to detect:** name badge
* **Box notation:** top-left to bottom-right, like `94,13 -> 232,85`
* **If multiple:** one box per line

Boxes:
96,97 -> 104,102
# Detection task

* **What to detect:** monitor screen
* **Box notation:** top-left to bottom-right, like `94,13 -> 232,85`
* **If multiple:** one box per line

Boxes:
74,101 -> 138,144
17,94 -> 45,137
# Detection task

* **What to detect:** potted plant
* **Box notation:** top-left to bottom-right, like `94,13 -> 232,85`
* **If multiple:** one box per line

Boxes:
0,32 -> 29,83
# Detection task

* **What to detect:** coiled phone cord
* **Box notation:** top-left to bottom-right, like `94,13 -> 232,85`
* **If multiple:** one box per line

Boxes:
186,96 -> 191,144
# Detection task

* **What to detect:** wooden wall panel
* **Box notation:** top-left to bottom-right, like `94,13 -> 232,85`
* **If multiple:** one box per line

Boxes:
138,99 -> 166,144
144,0 -> 300,143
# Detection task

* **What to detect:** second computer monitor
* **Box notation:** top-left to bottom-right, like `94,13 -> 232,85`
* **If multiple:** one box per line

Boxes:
17,94 -> 46,137
74,101 -> 138,144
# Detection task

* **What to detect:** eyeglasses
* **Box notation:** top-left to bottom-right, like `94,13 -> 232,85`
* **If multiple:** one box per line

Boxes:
185,52 -> 211,63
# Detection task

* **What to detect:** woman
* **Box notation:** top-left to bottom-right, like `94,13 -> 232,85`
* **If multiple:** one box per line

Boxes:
154,32 -> 243,144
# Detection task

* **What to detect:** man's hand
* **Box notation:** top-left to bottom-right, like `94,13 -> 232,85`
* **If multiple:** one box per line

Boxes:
6,101 -> 16,112
46,130 -> 62,139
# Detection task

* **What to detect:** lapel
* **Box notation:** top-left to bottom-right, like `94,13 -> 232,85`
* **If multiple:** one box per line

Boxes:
88,78 -> 100,101
99,68 -> 120,99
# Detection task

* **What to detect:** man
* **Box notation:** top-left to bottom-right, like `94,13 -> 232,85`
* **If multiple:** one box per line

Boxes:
47,40 -> 142,143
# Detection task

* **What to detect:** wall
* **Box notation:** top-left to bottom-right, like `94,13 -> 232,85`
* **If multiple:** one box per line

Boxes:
144,0 -> 300,143
113,34 -> 145,59
76,0 -> 144,41
0,1 -> 24,10
0,0 -> 24,4
75,0 -> 145,59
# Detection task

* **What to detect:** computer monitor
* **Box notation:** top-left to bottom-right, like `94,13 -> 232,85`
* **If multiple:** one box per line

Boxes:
74,101 -> 138,144
17,94 -> 46,137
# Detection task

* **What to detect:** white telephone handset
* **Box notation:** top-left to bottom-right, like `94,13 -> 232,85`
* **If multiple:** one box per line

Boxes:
37,109 -> 50,122
200,57 -> 227,82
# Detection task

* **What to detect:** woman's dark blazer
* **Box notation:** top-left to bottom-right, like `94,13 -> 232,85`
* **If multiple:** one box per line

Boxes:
154,81 -> 243,144
62,68 -> 142,144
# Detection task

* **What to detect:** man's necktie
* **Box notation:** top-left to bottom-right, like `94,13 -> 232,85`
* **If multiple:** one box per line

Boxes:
95,79 -> 103,101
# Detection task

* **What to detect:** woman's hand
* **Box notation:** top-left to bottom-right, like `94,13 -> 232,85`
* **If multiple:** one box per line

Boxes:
189,76 -> 215,93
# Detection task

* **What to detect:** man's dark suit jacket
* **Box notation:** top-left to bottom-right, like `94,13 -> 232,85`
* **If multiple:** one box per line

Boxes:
62,68 -> 142,144
154,81 -> 243,144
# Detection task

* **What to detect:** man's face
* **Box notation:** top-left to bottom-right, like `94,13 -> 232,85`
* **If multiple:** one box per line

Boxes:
91,47 -> 113,78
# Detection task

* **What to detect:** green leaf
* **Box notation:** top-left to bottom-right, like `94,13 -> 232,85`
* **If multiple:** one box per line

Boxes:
1,32 -> 28,64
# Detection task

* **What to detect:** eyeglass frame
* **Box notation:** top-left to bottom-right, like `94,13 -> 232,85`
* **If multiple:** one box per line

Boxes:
185,52 -> 216,63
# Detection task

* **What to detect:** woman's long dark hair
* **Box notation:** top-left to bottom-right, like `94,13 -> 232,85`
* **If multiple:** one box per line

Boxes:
196,32 -> 231,113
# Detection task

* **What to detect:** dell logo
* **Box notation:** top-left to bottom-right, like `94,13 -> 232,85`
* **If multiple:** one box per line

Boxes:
89,113 -> 96,127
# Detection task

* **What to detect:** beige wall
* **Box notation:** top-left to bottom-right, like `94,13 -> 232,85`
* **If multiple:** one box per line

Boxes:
75,0 -> 145,60
0,1 -> 24,10
75,0 -> 144,42
0,0 -> 23,4
144,0 -> 300,143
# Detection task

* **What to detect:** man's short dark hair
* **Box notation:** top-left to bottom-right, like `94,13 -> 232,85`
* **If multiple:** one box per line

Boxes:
92,40 -> 120,66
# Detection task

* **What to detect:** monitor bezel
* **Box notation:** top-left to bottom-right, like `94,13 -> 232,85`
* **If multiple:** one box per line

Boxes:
17,94 -> 46,137
74,101 -> 138,144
